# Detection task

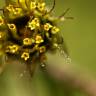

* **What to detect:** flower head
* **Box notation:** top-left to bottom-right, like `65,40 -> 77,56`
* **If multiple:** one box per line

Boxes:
32,18 -> 40,26
28,22 -> 36,30
23,38 -> 34,45
11,45 -> 19,53
35,35 -> 44,44
7,24 -> 16,31
13,8 -> 22,15
6,4 -> 14,12
37,2 -> 46,11
28,18 -> 40,30
39,46 -> 46,53
0,0 -> 70,75
44,23 -> 52,31
6,45 -> 19,53
21,52 -> 29,61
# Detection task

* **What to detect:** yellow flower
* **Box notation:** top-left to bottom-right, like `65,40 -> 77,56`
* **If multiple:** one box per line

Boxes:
28,21 -> 36,30
37,2 -> 46,11
11,45 -> 19,53
39,46 -> 46,53
44,23 -> 52,31
51,26 -> 60,34
28,18 -> 40,30
23,38 -> 34,45
6,4 -> 14,12
32,18 -> 40,26
35,35 -> 44,44
21,52 -> 29,61
6,45 -> 19,53
30,1 -> 36,10
0,16 -> 4,26
13,8 -> 22,15
7,24 -> 16,31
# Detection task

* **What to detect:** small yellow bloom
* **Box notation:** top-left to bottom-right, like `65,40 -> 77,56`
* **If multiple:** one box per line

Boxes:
30,1 -> 36,10
35,35 -> 44,44
37,2 -> 46,11
0,16 -> 4,26
7,24 -> 16,31
21,52 -> 29,61
32,18 -> 40,26
6,45 -> 19,53
51,26 -> 60,34
13,8 -> 22,15
6,4 -> 14,12
44,23 -> 52,31
28,21 -> 36,30
39,46 -> 46,53
28,18 -> 40,30
11,45 -> 19,53
23,38 -> 34,45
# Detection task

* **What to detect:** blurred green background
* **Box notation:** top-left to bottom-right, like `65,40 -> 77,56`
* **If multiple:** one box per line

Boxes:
0,0 -> 96,96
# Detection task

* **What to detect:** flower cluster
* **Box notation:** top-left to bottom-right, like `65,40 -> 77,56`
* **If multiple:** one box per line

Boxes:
0,0 -> 71,76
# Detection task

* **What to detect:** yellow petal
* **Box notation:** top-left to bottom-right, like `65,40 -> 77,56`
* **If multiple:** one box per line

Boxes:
30,2 -> 36,10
